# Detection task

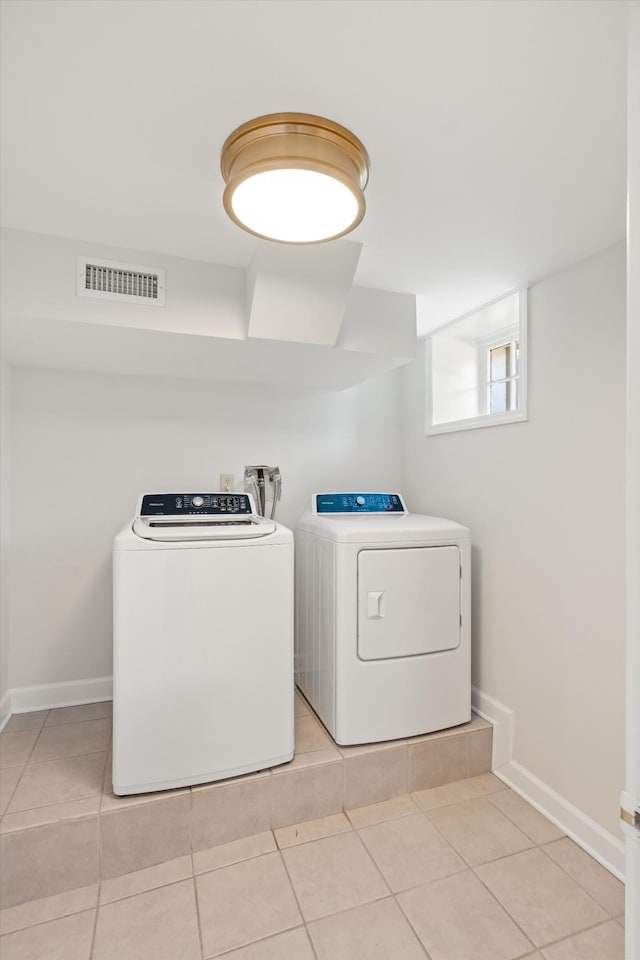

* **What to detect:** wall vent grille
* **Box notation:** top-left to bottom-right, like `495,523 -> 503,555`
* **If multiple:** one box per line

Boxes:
85,264 -> 158,299
76,256 -> 166,306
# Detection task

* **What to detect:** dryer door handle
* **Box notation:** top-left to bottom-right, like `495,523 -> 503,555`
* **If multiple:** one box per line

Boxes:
366,591 -> 385,619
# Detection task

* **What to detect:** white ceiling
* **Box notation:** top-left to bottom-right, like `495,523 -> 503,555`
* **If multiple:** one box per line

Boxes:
0,0 -> 628,335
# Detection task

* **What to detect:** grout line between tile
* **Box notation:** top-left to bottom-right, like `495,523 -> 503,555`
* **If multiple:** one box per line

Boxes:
0,906 -> 98,950
422,797 -> 539,871
25,747 -> 112,767
1,711 -> 50,736
409,786 -> 480,815
406,739 -> 414,794
88,885 -> 100,960
0,766 -> 26,818
95,793 -> 103,910
520,916 -> 625,954
470,848 -> 625,951
0,723 -> 50,819
302,923 -> 321,960
209,925 -> 310,960
346,802 -> 415,830
275,815 -> 355,850
536,840 -> 622,917
100,749 -> 109,787
191,870 -> 205,960
418,804 -> 476,871
468,860 -> 538,954
350,824 -> 394,898
483,788 -> 562,846
1,800 -> 103,828
24,722 -> 45,765
276,846 -> 308,926
2,753 -> 110,820
356,858 -> 463,900
188,783 -> 206,960
391,893 -> 434,959
280,831 -> 420,951
194,843 -> 278,877
187,780 -> 193,868
15,749 -> 112,771
96,874 -> 195,911
43,715 -> 113,732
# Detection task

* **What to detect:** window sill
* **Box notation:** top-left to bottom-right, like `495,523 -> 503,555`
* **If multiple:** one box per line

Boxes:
425,409 -> 528,436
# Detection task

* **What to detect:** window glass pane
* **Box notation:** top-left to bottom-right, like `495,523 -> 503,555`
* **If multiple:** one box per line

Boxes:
490,344 -> 507,381
514,340 -> 520,376
513,376 -> 519,410
490,381 -> 507,413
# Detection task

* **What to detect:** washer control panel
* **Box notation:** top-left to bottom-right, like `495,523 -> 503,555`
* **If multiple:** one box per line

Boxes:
139,493 -> 254,516
314,493 -> 406,515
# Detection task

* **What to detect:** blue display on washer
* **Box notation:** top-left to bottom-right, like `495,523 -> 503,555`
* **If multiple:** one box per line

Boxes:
315,493 -> 404,514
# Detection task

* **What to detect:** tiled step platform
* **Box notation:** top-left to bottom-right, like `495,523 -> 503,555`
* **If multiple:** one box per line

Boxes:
1,780 -> 625,960
0,691 -> 492,908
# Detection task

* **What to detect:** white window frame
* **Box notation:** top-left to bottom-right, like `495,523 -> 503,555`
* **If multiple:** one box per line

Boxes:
478,327 -> 521,416
425,286 -> 528,435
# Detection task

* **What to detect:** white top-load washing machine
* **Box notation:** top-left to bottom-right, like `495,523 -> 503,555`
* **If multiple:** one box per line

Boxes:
113,492 -> 293,795
295,492 -> 470,745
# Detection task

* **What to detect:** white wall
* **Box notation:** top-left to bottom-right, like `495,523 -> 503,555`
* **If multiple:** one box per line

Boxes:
401,242 -> 626,840
431,335 -> 480,423
0,362 -> 11,722
7,367 -> 401,690
624,7 -> 640,948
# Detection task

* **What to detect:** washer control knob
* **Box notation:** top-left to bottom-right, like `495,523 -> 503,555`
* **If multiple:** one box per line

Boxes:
191,496 -> 204,508
355,496 -> 366,507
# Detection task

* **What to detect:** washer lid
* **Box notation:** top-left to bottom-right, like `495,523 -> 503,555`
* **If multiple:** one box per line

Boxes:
132,492 -> 276,541
132,515 -> 277,541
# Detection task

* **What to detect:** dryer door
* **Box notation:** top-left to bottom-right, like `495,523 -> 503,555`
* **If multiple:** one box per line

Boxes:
357,546 -> 461,661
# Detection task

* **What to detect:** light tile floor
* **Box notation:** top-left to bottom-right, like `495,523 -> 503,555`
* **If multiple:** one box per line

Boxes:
0,693 -> 491,835
0,771 -> 625,959
1,694 -> 496,914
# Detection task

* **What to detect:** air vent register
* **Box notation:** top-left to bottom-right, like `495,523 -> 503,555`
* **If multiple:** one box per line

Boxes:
77,256 -> 166,306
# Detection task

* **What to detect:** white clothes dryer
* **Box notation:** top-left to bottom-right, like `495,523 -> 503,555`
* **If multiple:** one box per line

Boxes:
113,492 -> 293,795
295,493 -> 470,745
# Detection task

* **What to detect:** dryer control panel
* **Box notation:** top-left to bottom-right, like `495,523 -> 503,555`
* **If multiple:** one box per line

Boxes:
139,493 -> 254,516
314,493 -> 406,515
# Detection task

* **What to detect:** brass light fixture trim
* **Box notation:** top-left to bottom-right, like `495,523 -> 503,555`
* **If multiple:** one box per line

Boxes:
220,112 -> 370,244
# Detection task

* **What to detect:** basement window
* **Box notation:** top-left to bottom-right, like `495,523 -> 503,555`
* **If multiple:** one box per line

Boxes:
485,335 -> 520,414
425,288 -> 528,434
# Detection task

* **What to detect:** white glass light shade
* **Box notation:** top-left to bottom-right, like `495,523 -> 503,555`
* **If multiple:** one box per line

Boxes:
229,169 -> 360,244
220,113 -> 369,244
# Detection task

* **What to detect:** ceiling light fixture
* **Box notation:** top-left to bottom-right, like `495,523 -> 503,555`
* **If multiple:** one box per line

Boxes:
220,113 -> 369,244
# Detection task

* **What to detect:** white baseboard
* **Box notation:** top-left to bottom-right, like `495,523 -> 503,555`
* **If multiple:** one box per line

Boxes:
471,684 -> 514,769
2,676 -> 113,722
0,676 -> 627,881
0,689 -> 11,732
471,684 -> 625,882
495,760 -> 626,882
